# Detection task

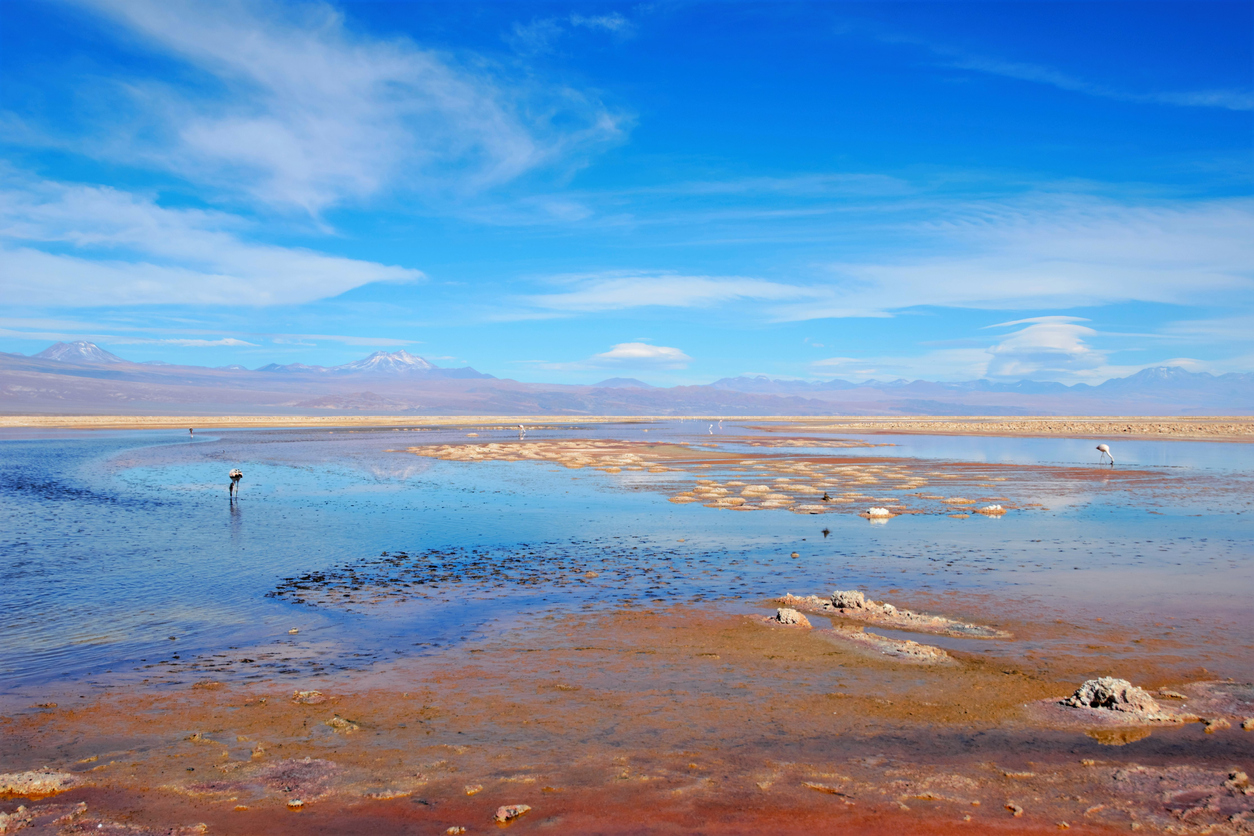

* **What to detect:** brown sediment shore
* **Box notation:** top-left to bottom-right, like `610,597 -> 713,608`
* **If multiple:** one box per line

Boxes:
3,603 -> 1251,834
2,414 -> 1253,441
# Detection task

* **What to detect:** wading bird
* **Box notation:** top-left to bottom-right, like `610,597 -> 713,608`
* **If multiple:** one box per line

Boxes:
1096,443 -> 1114,465
229,468 -> 243,496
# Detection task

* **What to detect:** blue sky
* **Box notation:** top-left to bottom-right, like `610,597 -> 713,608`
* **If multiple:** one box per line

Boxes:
0,0 -> 1251,384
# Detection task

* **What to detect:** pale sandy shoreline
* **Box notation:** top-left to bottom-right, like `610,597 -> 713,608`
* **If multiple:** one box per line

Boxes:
1,413 -> 1253,441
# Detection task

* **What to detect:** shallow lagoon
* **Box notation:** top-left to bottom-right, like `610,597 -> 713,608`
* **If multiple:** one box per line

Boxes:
2,422 -> 1251,698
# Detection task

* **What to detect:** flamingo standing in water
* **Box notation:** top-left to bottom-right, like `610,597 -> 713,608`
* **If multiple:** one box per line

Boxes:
1096,443 -> 1114,465
229,468 -> 243,496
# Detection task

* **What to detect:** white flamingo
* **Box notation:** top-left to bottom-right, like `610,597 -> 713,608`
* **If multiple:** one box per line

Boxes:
1096,443 -> 1114,465
229,468 -> 243,496
518,424 -> 526,439
708,423 -> 714,435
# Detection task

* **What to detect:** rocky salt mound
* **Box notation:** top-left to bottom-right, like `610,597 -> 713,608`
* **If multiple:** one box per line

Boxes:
1059,678 -> 1195,724
778,590 -> 1010,639
773,607 -> 811,627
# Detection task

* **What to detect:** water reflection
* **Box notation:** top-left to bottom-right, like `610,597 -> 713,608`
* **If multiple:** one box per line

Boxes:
1,424 -> 1251,694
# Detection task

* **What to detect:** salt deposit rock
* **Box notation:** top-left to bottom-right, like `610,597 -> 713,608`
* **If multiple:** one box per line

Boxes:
495,804 -> 531,822
324,716 -> 359,734
0,771 -> 76,797
774,608 -> 811,627
292,690 -> 327,705
976,504 -> 1006,515
831,590 -> 866,610
1062,678 -> 1163,716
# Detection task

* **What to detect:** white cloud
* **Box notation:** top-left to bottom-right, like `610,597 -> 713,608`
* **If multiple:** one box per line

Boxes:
984,317 -> 1105,378
0,174 -> 422,305
62,0 -> 624,213
522,272 -> 814,314
591,342 -> 690,367
518,341 -> 691,371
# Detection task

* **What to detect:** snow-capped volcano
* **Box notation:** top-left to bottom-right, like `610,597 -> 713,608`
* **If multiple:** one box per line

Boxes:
34,341 -> 128,365
332,349 -> 437,374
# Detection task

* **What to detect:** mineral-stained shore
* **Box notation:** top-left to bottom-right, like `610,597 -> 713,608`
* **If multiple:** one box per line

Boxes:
2,423 -> 1252,834
3,602 -> 1252,835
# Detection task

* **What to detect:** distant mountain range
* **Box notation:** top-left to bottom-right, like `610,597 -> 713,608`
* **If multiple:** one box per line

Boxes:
2,341 -> 1251,416
33,342 -> 490,379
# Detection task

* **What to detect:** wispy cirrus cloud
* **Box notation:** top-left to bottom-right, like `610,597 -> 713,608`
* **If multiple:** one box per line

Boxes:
507,11 -> 634,54
870,27 -> 1254,112
0,172 -> 423,305
39,0 -> 625,214
0,317 -> 419,349
519,271 -> 815,315
947,54 -> 1253,111
773,195 -> 1254,320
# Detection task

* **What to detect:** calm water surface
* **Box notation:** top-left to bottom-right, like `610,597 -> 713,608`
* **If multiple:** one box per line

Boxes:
1,422 -> 1251,697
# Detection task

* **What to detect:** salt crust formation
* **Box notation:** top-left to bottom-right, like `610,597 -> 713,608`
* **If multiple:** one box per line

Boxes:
778,590 -> 1011,639
0,802 -> 87,834
407,439 -> 1031,519
0,771 -> 77,797
820,627 -> 953,665
760,594 -> 952,664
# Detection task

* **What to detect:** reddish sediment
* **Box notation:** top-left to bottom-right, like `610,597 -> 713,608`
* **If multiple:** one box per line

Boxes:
3,604 -> 1251,834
